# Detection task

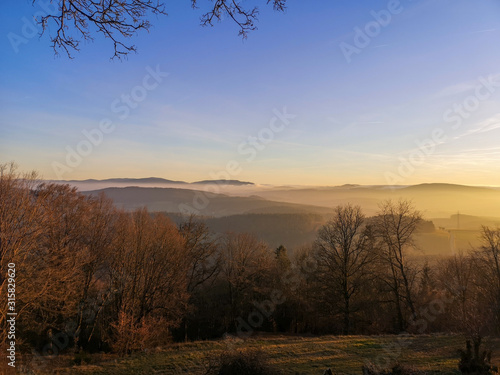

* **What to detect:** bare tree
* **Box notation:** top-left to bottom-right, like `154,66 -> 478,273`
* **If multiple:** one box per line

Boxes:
314,204 -> 375,334
288,245 -> 319,334
34,0 -> 287,59
37,0 -> 166,59
374,199 -> 422,332
479,226 -> 500,293
437,252 -> 474,331
179,216 -> 220,294
475,226 -> 500,335
219,233 -> 274,332
178,215 -> 220,340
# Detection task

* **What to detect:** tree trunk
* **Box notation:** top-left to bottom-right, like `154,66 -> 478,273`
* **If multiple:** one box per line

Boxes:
343,284 -> 350,335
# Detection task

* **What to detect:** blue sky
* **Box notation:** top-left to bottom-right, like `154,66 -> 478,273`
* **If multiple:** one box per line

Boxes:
1,0 -> 500,185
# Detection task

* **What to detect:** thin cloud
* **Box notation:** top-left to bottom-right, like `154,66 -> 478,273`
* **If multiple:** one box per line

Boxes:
453,114 -> 500,140
462,28 -> 497,35
433,81 -> 478,99
432,73 -> 500,99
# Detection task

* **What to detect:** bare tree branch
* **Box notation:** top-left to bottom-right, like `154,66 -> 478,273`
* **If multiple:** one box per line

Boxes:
33,0 -> 287,59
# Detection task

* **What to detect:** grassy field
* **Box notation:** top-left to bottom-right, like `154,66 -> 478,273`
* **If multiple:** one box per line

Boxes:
32,334 -> 500,375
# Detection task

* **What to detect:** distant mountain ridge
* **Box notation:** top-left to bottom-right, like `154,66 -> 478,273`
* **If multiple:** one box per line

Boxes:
62,177 -> 185,184
53,179 -> 496,191
192,179 -> 254,186
401,183 -> 497,192
56,177 -> 254,185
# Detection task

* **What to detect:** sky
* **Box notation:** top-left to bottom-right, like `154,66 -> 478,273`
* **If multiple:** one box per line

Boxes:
1,0 -> 500,186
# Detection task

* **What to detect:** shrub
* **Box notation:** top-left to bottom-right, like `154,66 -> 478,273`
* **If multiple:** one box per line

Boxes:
111,312 -> 173,355
362,362 -> 423,375
205,348 -> 281,375
72,351 -> 92,365
458,337 -> 498,374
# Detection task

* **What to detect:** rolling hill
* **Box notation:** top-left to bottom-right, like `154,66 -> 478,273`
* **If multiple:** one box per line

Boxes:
82,186 -> 333,217
255,183 -> 500,218
74,181 -> 500,253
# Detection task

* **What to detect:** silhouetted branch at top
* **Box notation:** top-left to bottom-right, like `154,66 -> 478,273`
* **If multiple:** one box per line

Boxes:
194,0 -> 286,38
34,0 -> 288,59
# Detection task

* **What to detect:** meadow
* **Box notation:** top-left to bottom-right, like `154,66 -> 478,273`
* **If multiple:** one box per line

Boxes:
37,334 -> 500,375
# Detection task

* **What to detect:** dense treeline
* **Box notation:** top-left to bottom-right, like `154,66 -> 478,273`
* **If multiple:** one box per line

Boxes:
1,163 -> 499,362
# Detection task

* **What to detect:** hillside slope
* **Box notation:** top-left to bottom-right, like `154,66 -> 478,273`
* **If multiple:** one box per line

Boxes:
83,187 -> 333,217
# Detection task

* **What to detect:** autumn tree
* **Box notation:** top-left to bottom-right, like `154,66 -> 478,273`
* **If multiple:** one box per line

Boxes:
73,193 -> 118,350
275,245 -> 291,272
1,173 -> 119,356
108,209 -> 190,353
26,183 -> 91,350
0,163 -> 44,346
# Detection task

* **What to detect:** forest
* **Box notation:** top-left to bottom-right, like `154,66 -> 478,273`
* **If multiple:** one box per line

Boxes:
1,163 -> 499,373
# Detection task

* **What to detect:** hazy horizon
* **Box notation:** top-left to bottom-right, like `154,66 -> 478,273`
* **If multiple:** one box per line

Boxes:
50,175 -> 500,188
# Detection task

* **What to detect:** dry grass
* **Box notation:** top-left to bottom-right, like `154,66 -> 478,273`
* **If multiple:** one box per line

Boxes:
22,334 -> 500,375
